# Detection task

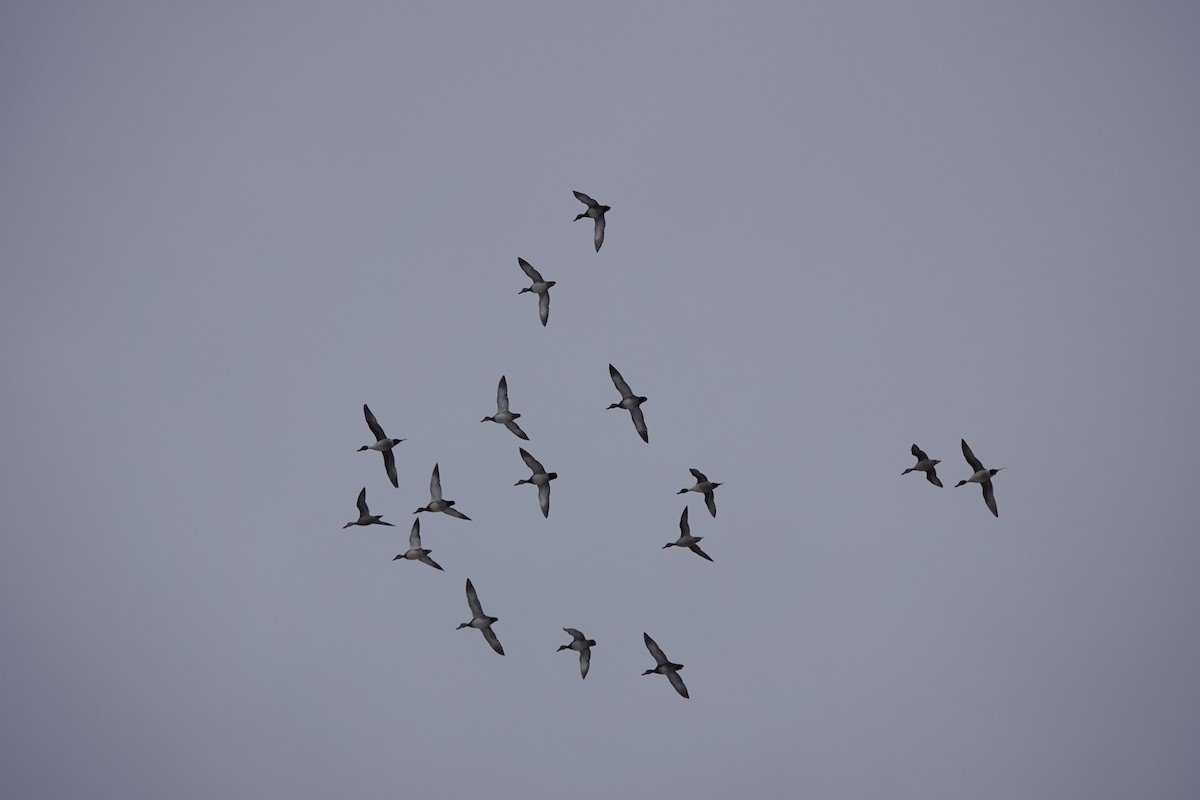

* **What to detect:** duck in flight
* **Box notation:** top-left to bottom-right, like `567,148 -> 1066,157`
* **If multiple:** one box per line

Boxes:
392,519 -> 443,571
678,468 -> 722,517
641,633 -> 689,699
343,487 -> 394,529
457,578 -> 504,655
480,375 -> 529,440
414,463 -> 472,520
663,506 -> 714,562
955,438 -> 1004,517
358,404 -> 404,488
514,447 -> 557,518
902,444 -> 943,487
572,190 -> 610,252
557,628 -> 596,679
607,364 -> 649,443
517,257 -> 555,327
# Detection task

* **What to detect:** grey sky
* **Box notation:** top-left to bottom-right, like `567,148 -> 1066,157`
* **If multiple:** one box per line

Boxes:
3,3 -> 1199,798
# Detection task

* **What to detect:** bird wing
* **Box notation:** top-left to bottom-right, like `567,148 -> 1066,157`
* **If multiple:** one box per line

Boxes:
538,482 -> 550,518
420,554 -> 444,571
982,480 -> 999,517
704,490 -> 717,518
608,364 -> 633,398
504,419 -> 529,440
689,543 -> 714,562
496,375 -> 510,412
430,463 -> 442,501
679,506 -> 690,537
643,632 -> 668,666
579,647 -> 591,679
355,487 -> 368,515
594,214 -> 605,252
465,579 -> 483,616
630,406 -> 649,443
961,439 -> 984,472
442,507 -> 472,521
482,625 -> 505,656
383,449 -> 398,488
667,669 -> 690,699
519,447 -> 545,473
518,257 -> 543,282
689,468 -> 709,483
564,628 -> 585,641
573,190 -> 598,207
927,470 -> 944,488
911,444 -> 929,461
408,519 -> 421,549
363,404 -> 386,441
539,289 -> 549,327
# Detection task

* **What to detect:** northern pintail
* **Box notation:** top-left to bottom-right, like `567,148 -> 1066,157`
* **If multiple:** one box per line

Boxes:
392,519 -> 443,571
414,463 -> 472,520
480,375 -> 529,440
557,628 -> 596,679
663,506 -> 713,562
517,257 -> 555,327
514,447 -> 557,518
607,364 -> 649,443
955,438 -> 1003,517
358,404 -> 404,488
343,487 -> 394,529
678,468 -> 722,517
641,633 -> 689,699
457,578 -> 504,655
572,190 -> 610,252
902,444 -> 943,487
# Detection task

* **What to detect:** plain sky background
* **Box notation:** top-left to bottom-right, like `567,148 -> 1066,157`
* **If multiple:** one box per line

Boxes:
3,3 -> 1199,798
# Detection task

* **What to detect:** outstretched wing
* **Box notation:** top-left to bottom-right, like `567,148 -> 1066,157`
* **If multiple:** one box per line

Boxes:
564,628 -> 586,641
643,632 -> 668,666
689,543 -> 714,562
496,376 -> 510,412
593,214 -> 605,252
630,406 -> 649,443
579,648 -> 591,679
519,447 -> 545,474
430,463 -> 443,501
704,490 -> 717,518
408,519 -> 421,550
538,290 -> 550,327
689,468 -> 709,483
355,487 -> 368,515
911,444 -> 930,462
383,449 -> 398,488
573,190 -> 598,207
667,669 -> 690,699
538,482 -> 550,518
608,364 -> 632,398
465,578 -> 483,617
517,257 -> 543,283
482,625 -> 505,656
442,507 -> 472,521
504,419 -> 529,440
927,470 -> 943,488
982,480 -> 999,517
420,554 -> 444,571
961,439 -> 984,472
363,404 -> 386,441
679,506 -> 690,537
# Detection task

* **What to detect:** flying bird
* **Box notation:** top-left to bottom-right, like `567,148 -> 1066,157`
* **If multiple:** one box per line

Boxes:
955,438 -> 1004,517
414,463 -> 472,520
392,519 -> 443,571
607,363 -> 649,443
557,628 -> 596,679
641,633 -> 689,698
481,375 -> 529,440
514,447 -> 558,518
343,487 -> 394,529
902,444 -> 943,487
457,578 -> 504,655
662,506 -> 714,562
572,190 -> 610,252
517,257 -> 555,327
678,468 -> 722,517
358,404 -> 404,488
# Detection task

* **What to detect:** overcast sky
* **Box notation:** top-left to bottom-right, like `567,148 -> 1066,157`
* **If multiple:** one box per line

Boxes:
3,3 -> 1199,799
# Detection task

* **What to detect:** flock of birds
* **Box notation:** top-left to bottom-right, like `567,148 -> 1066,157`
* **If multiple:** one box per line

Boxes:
341,190 -> 1005,699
